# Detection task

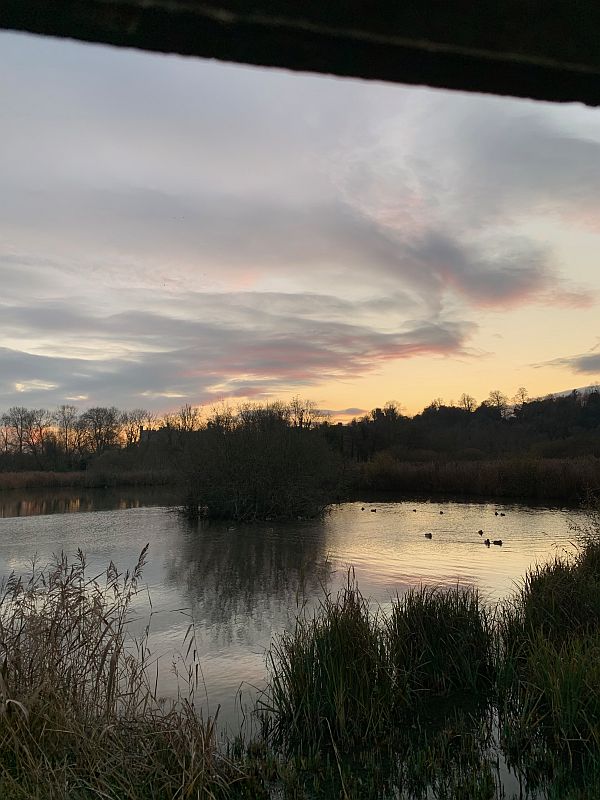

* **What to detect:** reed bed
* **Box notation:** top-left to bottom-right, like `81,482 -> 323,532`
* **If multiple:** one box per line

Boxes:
358,454 -> 600,500
0,548 -> 259,799
0,469 -> 177,490
497,507 -> 600,774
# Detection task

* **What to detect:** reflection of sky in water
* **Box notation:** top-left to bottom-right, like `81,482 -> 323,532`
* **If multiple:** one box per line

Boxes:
0,493 -> 586,734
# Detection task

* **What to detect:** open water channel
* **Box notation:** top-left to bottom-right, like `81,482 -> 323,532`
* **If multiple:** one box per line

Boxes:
0,487 -> 585,740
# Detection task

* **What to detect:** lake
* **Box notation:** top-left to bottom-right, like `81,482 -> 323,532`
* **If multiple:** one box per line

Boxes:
0,488 -> 585,737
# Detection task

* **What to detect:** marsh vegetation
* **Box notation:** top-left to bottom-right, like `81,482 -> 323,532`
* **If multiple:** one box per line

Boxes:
1,503 -> 600,797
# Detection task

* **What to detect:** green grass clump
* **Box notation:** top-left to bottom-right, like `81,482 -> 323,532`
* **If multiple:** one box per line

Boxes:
513,555 -> 600,643
523,632 -> 600,753
387,585 -> 493,697
498,504 -> 600,774
261,574 -> 391,755
261,577 -> 493,758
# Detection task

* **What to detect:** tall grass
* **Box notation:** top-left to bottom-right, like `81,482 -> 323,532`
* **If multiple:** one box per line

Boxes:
358,454 -> 600,500
498,501 -> 600,766
387,585 -> 493,696
0,549 -> 258,799
260,576 -> 492,756
261,575 -> 390,755
0,469 -> 177,490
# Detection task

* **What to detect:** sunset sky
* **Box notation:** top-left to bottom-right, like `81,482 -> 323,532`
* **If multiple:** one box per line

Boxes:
2,31 -> 600,418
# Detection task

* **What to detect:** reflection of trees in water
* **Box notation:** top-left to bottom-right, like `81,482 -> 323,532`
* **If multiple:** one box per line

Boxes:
0,487 -> 180,518
165,519 -> 332,646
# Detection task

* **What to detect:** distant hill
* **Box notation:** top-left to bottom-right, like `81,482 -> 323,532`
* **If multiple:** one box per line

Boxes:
542,384 -> 600,400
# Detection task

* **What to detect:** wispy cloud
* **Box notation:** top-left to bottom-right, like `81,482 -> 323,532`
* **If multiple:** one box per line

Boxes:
540,349 -> 600,375
0,31 -> 598,410
0,295 -> 474,408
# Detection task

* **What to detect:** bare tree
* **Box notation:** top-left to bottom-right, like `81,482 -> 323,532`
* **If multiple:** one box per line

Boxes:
24,408 -> 51,464
53,404 -> 80,458
79,407 -> 121,454
120,408 -> 149,446
427,398 -> 444,412
2,407 -> 30,455
487,389 -> 509,417
289,396 -> 323,429
206,402 -> 235,433
176,404 -> 202,432
513,387 -> 529,409
459,393 -> 477,413
383,400 -> 403,420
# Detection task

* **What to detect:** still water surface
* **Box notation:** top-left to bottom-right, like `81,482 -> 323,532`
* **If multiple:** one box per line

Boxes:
0,489 -> 585,734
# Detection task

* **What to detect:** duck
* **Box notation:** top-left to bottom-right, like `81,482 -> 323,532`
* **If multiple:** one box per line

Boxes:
493,539 -> 503,546
425,532 -> 433,539
371,508 -> 377,512
500,512 -> 506,517
413,509 -> 417,512
484,539 -> 491,546
361,507 -> 365,511
478,529 -> 484,535
439,510 -> 444,515
495,511 -> 499,516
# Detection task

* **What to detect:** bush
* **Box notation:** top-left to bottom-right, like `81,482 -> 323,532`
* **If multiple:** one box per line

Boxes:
185,422 -> 343,521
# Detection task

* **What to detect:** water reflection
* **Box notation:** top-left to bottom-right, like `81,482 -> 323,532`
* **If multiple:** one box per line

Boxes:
0,486 -> 181,518
165,519 -> 332,647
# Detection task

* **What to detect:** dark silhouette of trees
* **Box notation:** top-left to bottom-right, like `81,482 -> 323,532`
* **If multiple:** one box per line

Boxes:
486,389 -> 510,418
120,408 -> 150,446
459,393 -> 477,413
513,386 -> 529,410
0,387 -> 599,492
184,401 -> 343,521
79,407 -> 121,455
53,405 -> 79,462
2,407 -> 30,455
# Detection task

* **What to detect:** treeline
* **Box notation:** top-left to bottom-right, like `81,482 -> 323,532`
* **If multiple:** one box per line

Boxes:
0,398 -> 327,470
0,403 -> 202,471
3,387 -> 600,504
321,387 -> 600,463
0,400 -> 342,519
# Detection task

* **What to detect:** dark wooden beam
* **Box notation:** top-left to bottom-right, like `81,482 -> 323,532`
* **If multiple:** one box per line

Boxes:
2,2 -> 600,105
